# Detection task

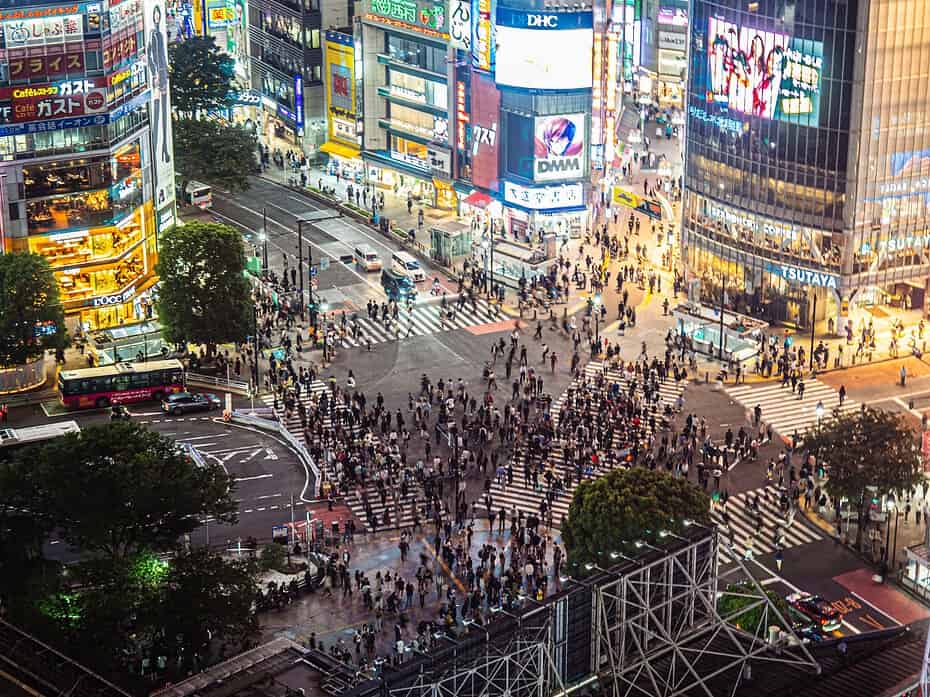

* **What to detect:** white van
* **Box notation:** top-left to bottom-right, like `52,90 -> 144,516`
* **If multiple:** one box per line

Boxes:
354,244 -> 382,271
391,250 -> 425,282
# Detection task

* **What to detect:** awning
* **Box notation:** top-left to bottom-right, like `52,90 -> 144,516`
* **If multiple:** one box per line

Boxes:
463,191 -> 492,209
320,141 -> 361,160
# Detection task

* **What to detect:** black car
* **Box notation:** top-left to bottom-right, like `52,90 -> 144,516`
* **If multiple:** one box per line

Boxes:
161,392 -> 221,415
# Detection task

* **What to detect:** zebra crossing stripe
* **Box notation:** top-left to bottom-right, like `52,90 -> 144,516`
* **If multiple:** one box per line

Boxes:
724,379 -> 859,437
710,485 -> 823,562
483,365 -> 689,526
338,301 -> 499,348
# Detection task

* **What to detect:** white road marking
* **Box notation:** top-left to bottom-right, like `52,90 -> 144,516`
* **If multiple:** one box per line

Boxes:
240,448 -> 263,463
849,590 -> 902,626
264,447 -> 278,460
175,434 -> 231,442
841,620 -> 862,635
234,473 -> 274,482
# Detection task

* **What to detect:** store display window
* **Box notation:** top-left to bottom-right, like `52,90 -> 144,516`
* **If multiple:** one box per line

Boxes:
54,245 -> 146,306
23,141 -> 142,235
26,209 -> 145,268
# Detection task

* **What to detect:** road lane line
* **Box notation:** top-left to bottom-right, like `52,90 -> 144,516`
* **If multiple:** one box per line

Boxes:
234,474 -> 274,482
849,590 -> 902,626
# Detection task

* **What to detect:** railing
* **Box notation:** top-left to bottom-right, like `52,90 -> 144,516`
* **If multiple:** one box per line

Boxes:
231,410 -> 320,499
187,371 -> 252,396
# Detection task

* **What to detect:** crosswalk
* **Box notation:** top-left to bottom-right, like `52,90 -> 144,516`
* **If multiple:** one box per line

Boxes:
711,485 -> 824,564
724,378 -> 859,439
261,381 -> 423,530
333,299 -> 502,349
485,362 -> 689,527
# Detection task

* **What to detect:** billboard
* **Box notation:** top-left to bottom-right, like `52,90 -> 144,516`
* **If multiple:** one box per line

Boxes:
449,0 -> 471,51
366,0 -> 448,39
0,79 -> 108,124
324,31 -> 357,147
494,11 -> 593,90
503,181 -> 584,210
470,72 -> 499,191
533,114 -> 586,182
706,17 -> 823,124
144,0 -> 176,224
472,0 -> 492,71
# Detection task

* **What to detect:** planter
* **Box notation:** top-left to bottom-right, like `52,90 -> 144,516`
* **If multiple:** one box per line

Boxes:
0,355 -> 47,394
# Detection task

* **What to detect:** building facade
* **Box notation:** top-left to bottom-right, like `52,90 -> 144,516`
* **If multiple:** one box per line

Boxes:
682,0 -> 930,331
0,0 -> 176,331
355,0 -> 456,209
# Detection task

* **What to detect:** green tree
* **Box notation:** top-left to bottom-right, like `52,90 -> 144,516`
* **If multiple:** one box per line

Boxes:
168,36 -> 236,116
155,221 -> 253,355
145,549 -> 259,677
562,468 -> 711,571
716,582 -> 792,636
173,117 -> 258,192
0,421 -> 237,562
0,252 -> 67,365
803,407 -> 921,547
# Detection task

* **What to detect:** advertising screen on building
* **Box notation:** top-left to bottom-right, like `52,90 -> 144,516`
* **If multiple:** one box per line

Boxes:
144,0 -> 176,226
0,79 -> 108,124
366,0 -> 449,39
533,114 -> 586,182
470,72 -> 500,191
449,0 -> 471,50
503,181 -> 584,210
705,17 -> 823,124
494,10 -> 593,90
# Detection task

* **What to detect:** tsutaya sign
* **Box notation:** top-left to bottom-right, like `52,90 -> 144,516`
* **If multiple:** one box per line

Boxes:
765,262 -> 838,289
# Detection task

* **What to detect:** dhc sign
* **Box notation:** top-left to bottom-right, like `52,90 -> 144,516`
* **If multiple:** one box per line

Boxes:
765,262 -> 838,290
527,13 -> 558,27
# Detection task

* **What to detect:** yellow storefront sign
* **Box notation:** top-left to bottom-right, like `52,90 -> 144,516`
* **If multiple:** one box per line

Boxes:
612,186 -> 641,209
324,32 -> 357,148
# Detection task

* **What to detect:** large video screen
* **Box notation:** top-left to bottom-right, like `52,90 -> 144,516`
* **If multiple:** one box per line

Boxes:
495,25 -> 593,90
533,114 -> 586,181
706,17 -> 823,124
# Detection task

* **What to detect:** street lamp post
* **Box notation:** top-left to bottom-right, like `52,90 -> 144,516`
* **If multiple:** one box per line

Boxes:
260,207 -> 269,272
594,293 -> 601,351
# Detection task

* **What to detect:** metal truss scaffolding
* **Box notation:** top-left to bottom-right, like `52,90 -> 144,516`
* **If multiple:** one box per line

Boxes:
390,640 -> 567,697
593,528 -> 821,697
382,528 -> 821,697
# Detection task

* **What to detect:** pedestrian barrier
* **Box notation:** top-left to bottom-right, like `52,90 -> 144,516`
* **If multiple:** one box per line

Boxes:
187,371 -> 252,397
231,410 -> 320,498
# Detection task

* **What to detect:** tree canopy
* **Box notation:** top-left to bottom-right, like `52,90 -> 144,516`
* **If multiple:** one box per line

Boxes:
0,420 -> 237,561
803,407 -> 921,545
155,221 -> 253,354
0,422 -> 254,690
168,36 -> 236,115
173,117 -> 258,192
0,252 -> 67,365
563,468 -> 711,571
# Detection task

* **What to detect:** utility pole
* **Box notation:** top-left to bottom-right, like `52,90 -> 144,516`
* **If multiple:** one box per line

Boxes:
809,293 -> 818,371
262,207 -> 269,272
297,220 -> 304,318
718,270 -> 728,361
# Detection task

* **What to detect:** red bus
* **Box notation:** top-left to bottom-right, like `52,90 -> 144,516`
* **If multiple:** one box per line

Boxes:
58,359 -> 185,409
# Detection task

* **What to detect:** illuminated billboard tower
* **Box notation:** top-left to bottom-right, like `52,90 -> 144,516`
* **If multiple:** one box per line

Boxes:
0,0 -> 176,331
682,0 -> 930,333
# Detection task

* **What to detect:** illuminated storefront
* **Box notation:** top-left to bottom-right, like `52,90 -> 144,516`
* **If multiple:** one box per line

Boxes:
357,0 -> 457,209
682,0 -> 930,331
0,0 -> 175,331
321,29 -> 363,178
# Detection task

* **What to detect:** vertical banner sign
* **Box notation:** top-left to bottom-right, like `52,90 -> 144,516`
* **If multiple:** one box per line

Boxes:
294,74 -> 304,132
470,72 -> 500,192
472,0 -> 492,71
144,0 -> 176,229
449,0 -> 472,50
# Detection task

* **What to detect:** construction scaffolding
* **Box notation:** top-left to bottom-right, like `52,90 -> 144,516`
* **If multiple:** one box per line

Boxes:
368,525 -> 822,697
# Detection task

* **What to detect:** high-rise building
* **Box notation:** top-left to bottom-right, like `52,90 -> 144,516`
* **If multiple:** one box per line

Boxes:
246,0 -> 352,156
682,0 -> 930,331
0,0 -> 176,331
